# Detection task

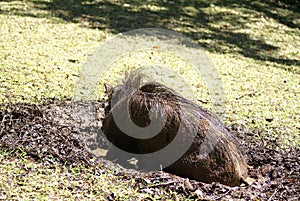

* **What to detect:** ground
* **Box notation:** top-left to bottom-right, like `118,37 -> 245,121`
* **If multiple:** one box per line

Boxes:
0,100 -> 299,200
0,0 -> 299,200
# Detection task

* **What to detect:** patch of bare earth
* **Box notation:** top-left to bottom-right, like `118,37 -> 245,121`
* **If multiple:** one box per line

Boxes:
0,100 -> 299,200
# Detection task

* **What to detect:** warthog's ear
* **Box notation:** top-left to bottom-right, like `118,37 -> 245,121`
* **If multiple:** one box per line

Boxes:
104,83 -> 114,97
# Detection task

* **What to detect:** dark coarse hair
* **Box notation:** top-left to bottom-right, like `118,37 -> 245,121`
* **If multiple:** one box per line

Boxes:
102,72 -> 252,186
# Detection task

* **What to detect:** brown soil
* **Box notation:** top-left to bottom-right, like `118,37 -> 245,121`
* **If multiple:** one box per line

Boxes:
0,100 -> 299,200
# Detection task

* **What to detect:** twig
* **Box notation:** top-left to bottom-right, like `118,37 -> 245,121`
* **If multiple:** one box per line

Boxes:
197,99 -> 209,104
215,189 -> 231,200
141,180 -> 177,189
236,90 -> 258,100
268,189 -> 278,201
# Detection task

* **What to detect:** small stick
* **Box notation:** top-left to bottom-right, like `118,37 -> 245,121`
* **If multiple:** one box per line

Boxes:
147,180 -> 177,188
268,189 -> 278,201
215,189 -> 231,200
236,90 -> 258,100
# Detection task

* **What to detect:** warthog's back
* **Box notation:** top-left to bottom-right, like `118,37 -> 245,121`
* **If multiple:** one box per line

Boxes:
102,74 -> 253,186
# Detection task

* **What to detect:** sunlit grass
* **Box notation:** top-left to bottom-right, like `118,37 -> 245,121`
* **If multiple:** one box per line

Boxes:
0,0 -> 299,199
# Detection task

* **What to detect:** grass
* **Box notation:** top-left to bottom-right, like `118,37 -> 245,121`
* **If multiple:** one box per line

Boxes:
0,0 -> 299,199
0,150 -> 174,200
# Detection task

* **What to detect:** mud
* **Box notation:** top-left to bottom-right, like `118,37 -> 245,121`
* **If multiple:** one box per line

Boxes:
0,100 -> 299,200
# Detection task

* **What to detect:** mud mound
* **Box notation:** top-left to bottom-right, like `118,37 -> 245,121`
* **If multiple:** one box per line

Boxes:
0,100 -> 96,166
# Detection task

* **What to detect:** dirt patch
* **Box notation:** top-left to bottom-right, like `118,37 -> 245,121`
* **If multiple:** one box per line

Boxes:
0,100 -> 96,166
0,100 -> 299,200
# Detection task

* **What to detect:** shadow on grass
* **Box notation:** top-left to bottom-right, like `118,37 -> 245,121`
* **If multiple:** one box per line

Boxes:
1,0 -> 299,72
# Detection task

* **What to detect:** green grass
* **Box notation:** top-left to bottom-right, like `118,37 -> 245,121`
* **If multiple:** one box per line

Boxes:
0,150 -> 173,200
0,0 -> 299,199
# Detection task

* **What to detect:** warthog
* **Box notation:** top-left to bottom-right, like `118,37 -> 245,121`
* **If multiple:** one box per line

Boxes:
102,73 -> 253,186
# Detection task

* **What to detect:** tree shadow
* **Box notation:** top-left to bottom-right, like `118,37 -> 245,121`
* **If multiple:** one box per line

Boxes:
1,0 -> 299,72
